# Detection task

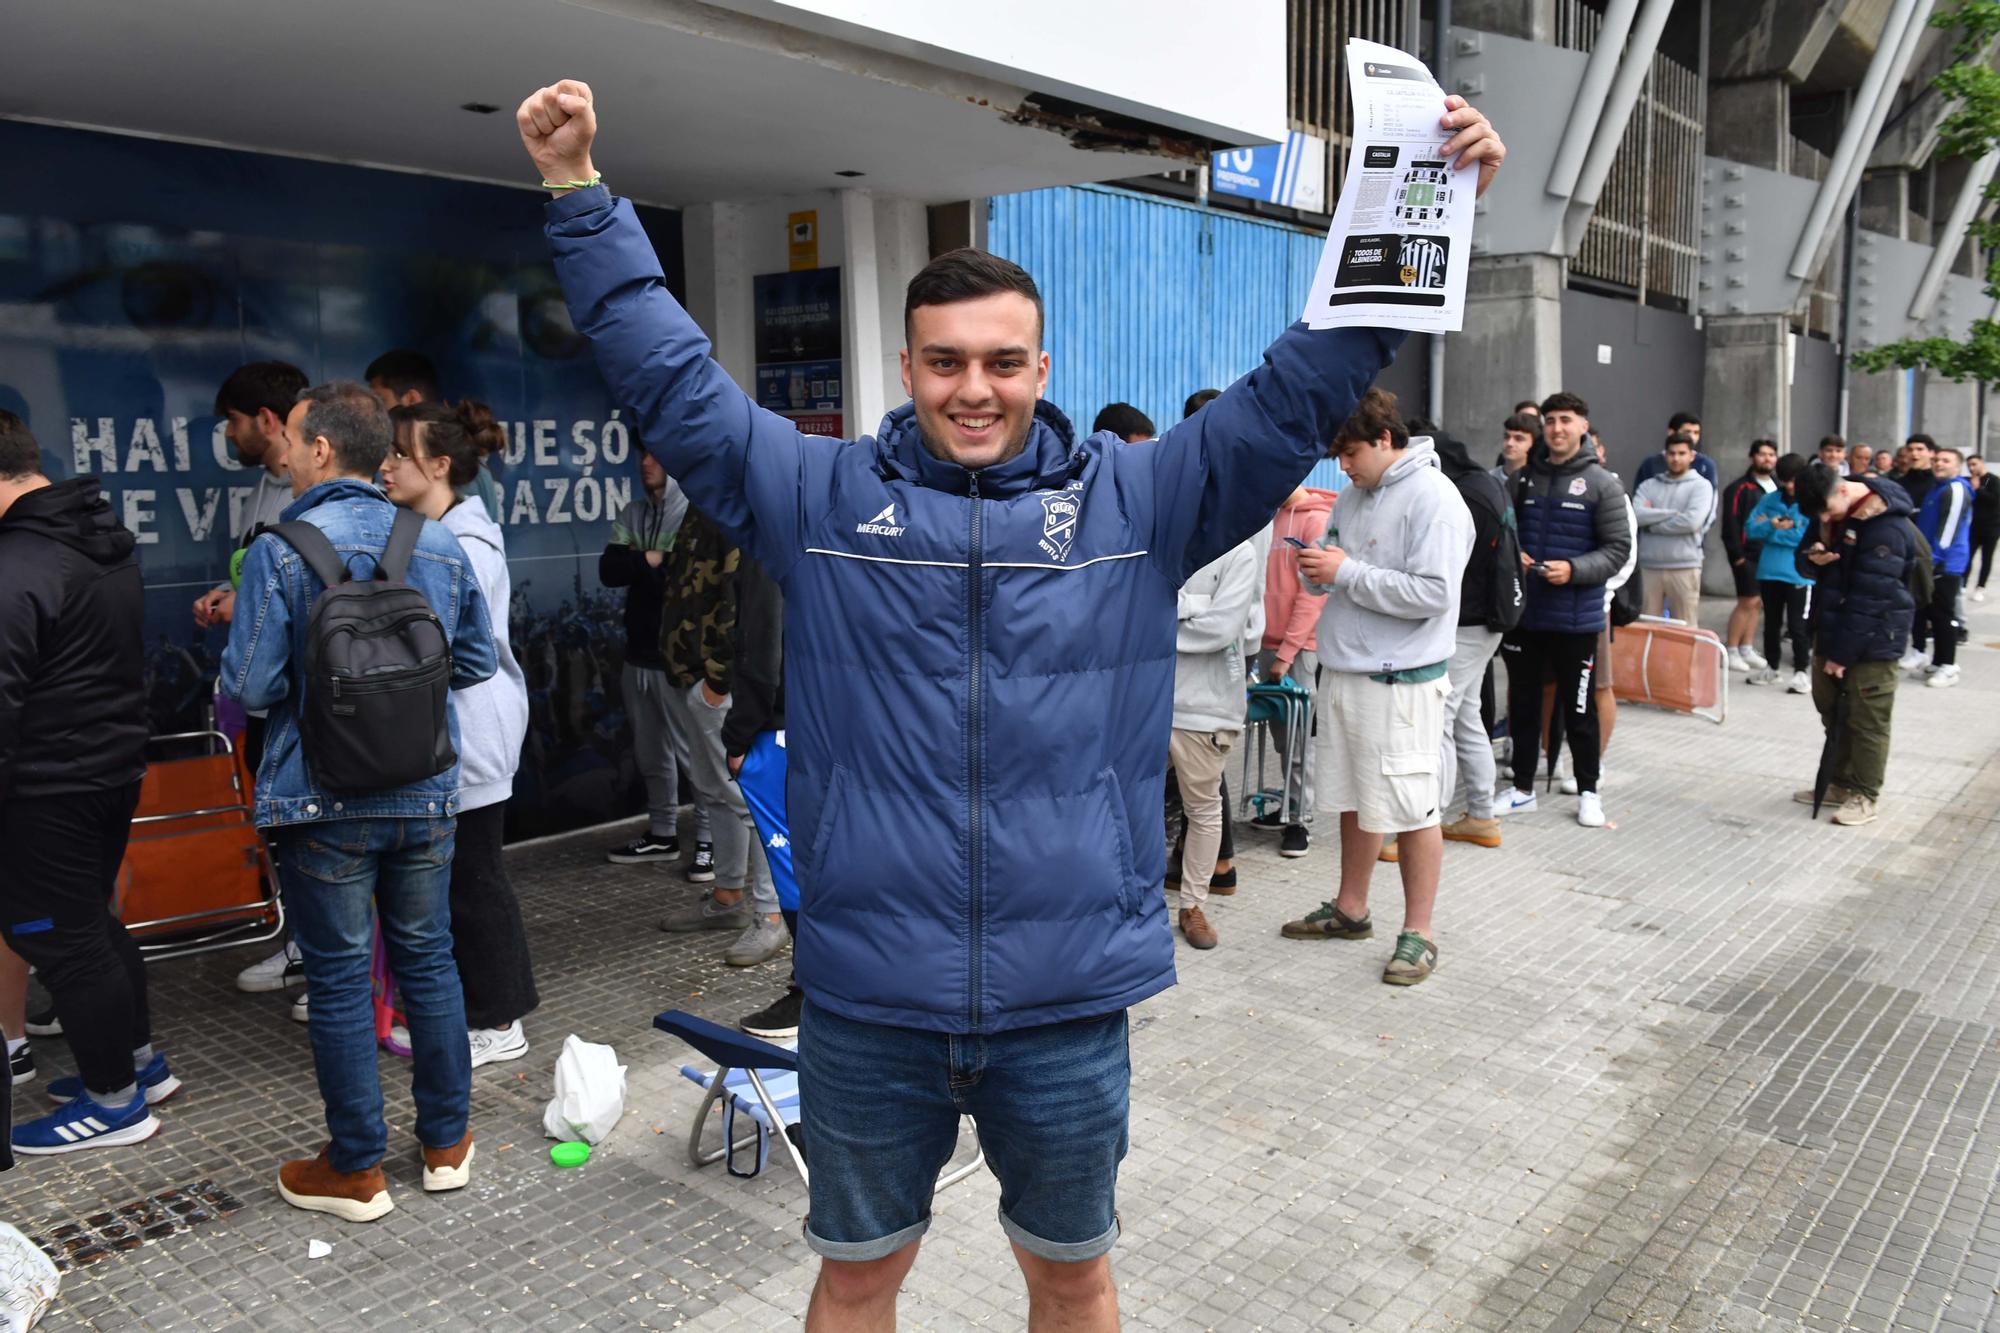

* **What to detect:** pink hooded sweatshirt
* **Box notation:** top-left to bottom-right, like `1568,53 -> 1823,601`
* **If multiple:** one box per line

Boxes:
1262,486 -> 1338,664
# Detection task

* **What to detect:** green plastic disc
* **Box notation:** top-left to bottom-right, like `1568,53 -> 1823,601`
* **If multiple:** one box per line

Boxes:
550,1141 -> 592,1168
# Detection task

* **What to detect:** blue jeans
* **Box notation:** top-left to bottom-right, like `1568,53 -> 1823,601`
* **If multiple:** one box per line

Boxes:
274,818 -> 470,1172
798,1000 -> 1129,1263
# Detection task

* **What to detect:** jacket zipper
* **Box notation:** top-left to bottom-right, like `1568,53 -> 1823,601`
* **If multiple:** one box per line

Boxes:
966,472 -> 986,1032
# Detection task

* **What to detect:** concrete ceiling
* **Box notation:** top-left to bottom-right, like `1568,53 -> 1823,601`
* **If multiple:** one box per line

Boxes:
0,0 -> 1198,208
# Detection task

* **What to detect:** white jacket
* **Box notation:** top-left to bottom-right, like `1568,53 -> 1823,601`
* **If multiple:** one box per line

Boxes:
1173,540 -> 1261,733
443,499 -> 531,812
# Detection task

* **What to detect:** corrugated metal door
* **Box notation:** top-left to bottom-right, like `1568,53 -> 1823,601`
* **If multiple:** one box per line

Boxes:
988,185 -> 1327,436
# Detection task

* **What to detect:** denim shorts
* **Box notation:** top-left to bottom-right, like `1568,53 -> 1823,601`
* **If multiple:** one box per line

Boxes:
796,1000 -> 1130,1263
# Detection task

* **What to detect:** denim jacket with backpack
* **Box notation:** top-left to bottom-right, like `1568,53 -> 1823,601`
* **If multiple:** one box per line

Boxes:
222,478 -> 499,827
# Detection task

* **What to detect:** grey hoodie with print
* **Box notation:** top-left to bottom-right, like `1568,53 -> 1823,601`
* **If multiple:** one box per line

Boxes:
1300,436 -> 1475,674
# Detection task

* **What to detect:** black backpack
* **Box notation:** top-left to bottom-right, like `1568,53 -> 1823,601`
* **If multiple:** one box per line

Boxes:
267,509 -> 457,794
1485,504 -> 1527,633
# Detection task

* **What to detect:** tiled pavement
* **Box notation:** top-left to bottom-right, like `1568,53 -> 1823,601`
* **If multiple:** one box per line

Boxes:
12,606 -> 2000,1331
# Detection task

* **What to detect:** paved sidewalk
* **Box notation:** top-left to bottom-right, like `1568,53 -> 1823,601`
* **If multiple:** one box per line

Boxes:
11,607 -> 2000,1331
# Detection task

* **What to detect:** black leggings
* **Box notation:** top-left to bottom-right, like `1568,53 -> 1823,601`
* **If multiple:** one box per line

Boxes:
1502,631 -> 1601,794
1913,572 -> 1965,668
448,803 -> 540,1030
1975,525 -> 1999,589
0,782 -> 148,1097
1759,582 -> 1812,672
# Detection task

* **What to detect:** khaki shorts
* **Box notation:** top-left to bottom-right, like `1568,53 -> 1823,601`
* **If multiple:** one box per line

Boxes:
1314,670 -> 1452,834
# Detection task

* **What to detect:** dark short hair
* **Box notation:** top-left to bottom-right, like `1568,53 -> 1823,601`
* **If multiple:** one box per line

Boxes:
1183,388 -> 1221,420
0,408 -> 40,480
1090,402 -> 1155,439
299,381 -> 392,478
1334,387 -> 1409,450
1540,391 -> 1589,418
1503,413 -> 1539,436
214,360 -> 309,419
1750,438 -> 1778,457
1971,454 -> 1985,464
903,249 -> 1043,345
390,399 -> 505,487
1935,444 -> 1963,461
1664,433 -> 1695,450
1796,460 -> 1838,517
364,348 -> 441,401
1668,411 -> 1701,431
1818,434 -> 1847,453
1907,433 -> 1936,448
1774,453 -> 1808,484
1512,400 -> 1540,415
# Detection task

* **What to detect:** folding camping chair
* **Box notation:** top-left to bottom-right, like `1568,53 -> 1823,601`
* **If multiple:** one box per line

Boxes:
116,730 -> 284,959
1609,616 -> 1728,725
1238,678 -> 1315,826
655,1009 -> 984,1189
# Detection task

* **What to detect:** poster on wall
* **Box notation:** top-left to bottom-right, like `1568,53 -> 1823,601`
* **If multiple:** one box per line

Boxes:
753,267 -> 843,437
0,121 -> 688,839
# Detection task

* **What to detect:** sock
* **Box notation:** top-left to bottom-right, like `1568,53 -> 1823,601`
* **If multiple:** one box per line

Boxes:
92,1082 -> 140,1107
6,1035 -> 24,1056
132,1043 -> 154,1067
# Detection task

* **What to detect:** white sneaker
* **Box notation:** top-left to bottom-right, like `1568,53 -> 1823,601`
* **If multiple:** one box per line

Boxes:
1899,648 -> 1928,672
1576,791 -> 1607,827
236,940 -> 304,994
1976,589 -> 1987,604
1927,664 -> 1962,689
1740,646 -> 1769,670
289,993 -> 309,1024
1788,670 -> 1810,694
1495,788 -> 1538,817
469,1021 -> 529,1069
1727,647 -> 1752,672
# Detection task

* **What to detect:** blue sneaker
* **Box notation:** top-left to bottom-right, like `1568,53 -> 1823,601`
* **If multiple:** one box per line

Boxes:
12,1089 -> 158,1155
47,1054 -> 182,1107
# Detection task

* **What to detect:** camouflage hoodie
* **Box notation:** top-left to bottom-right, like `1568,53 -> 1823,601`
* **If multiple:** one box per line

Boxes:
658,505 -> 740,693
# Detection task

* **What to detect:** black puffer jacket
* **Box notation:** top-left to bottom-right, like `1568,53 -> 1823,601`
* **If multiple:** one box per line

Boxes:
0,478 -> 148,800
1433,430 -> 1519,628
1801,476 -> 1918,667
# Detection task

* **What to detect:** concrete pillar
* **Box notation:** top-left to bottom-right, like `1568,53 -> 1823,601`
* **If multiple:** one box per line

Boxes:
1859,168 -> 1910,238
1707,79 -> 1790,171
1920,370 -> 1980,449
1450,254 -> 1564,441
1701,315 -> 1791,592
840,188 -> 930,438
1848,366 -> 1911,451
681,202 -> 756,385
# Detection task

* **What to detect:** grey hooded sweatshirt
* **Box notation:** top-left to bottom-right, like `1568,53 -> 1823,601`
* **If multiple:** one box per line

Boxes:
1301,436 -> 1475,674
1172,538 -> 1261,733
1633,469 -> 1715,570
443,498 -> 531,812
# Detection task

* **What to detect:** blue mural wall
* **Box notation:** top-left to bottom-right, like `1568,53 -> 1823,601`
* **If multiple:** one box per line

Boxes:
0,121 -> 686,837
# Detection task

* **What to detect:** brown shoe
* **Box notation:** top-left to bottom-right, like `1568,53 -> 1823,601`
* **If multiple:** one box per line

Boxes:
422,1130 -> 475,1192
278,1147 -> 393,1222
1280,901 -> 1373,940
1178,906 -> 1218,950
1441,816 -> 1501,848
1378,836 -> 1400,863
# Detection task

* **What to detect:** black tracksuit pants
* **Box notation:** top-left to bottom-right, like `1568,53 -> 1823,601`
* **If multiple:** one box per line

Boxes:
0,782 -> 149,1097
1912,570 -> 1964,668
1759,582 -> 1812,672
447,803 -> 540,1030
1502,631 -> 1602,794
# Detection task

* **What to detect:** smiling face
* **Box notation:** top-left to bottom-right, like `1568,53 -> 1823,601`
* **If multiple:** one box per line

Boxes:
1501,429 -> 1533,467
1543,409 -> 1588,463
899,292 -> 1049,472
1934,447 -> 1962,480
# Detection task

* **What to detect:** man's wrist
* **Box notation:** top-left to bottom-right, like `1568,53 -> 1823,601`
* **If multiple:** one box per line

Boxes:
544,160 -> 600,196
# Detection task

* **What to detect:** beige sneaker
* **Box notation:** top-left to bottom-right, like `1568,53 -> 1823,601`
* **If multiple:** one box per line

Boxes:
1831,794 -> 1878,826
1378,836 -> 1400,863
1383,931 -> 1438,986
1794,784 -> 1851,807
1441,816 -> 1501,848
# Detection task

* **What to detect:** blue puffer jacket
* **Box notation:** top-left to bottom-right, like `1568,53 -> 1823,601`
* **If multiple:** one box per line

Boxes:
1917,473 -> 1974,577
1512,449 -> 1635,635
1744,489 -> 1810,586
1800,477 -> 1918,666
547,187 -> 1399,1034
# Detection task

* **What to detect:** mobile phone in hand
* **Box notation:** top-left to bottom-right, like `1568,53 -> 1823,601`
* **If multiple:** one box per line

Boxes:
1283,536 -> 1309,549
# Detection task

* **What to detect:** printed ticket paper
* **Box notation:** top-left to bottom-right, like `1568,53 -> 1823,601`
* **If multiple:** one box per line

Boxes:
1301,39 -> 1473,334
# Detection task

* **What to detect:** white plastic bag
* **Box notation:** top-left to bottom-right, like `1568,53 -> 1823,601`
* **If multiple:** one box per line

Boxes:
0,1221 -> 59,1333
542,1034 -> 626,1144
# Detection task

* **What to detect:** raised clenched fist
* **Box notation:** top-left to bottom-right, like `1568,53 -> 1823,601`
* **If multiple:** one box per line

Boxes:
517,80 -> 598,191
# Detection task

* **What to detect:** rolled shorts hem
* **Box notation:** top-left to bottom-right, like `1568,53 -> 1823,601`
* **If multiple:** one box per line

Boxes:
804,1215 -> 931,1262
998,1206 -> 1120,1263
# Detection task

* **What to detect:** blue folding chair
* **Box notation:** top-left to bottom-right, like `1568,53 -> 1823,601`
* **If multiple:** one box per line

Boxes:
655,1009 -> 985,1190
1239,677 -> 1315,826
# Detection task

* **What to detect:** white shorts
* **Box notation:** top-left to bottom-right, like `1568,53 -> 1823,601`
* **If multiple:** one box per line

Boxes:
1314,669 -> 1452,834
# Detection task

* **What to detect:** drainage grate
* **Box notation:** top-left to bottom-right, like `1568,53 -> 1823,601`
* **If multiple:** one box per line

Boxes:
28,1178 -> 245,1272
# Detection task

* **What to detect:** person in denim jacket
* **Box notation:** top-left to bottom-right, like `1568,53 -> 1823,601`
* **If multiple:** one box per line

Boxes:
222,381 -> 497,1224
